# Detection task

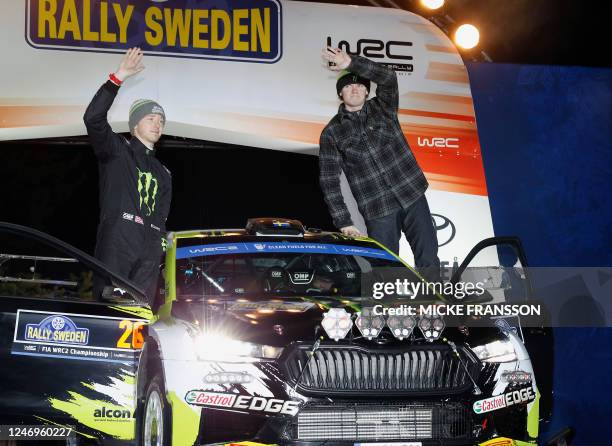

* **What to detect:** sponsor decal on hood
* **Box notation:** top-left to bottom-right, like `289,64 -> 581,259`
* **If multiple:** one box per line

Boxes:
185,391 -> 299,416
473,387 -> 536,414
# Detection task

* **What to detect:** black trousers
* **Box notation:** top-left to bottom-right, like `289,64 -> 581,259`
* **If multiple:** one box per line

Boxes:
365,195 -> 440,280
93,220 -> 163,304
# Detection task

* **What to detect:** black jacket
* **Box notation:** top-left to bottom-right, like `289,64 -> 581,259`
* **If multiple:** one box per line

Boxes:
84,81 -> 171,234
319,56 -> 428,229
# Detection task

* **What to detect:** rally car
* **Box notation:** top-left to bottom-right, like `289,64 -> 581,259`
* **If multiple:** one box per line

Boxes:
0,219 -> 551,446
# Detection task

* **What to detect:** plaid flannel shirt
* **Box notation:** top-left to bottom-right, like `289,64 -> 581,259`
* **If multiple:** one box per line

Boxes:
319,55 -> 428,229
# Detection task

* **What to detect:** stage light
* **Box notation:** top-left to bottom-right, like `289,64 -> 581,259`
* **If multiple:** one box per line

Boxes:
420,0 -> 444,10
454,24 -> 480,50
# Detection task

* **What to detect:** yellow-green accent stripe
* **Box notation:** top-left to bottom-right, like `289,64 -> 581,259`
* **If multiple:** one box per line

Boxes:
167,391 -> 200,446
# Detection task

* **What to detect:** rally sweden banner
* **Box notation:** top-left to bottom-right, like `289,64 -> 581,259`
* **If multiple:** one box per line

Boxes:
27,0 -> 282,62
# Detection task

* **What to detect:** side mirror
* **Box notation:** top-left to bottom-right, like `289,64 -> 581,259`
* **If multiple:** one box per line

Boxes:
101,286 -> 139,304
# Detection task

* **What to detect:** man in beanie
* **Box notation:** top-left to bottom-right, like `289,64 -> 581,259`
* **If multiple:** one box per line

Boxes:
84,47 -> 171,303
319,47 -> 439,278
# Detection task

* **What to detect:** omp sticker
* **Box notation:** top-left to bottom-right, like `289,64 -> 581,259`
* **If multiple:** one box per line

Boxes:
288,271 -> 314,285
473,388 -> 536,414
12,310 -> 146,363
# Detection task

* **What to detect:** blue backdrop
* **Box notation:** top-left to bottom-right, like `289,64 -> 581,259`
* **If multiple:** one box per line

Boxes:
467,62 -> 612,445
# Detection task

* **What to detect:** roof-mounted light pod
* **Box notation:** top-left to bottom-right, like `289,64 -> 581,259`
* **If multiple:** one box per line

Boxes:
245,218 -> 305,237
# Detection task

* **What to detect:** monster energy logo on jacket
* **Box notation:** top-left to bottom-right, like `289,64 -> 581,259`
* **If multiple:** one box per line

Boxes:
137,168 -> 158,216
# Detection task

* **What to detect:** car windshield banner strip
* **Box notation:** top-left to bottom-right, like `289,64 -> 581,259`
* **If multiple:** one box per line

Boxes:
12,310 -> 146,364
176,242 -> 396,261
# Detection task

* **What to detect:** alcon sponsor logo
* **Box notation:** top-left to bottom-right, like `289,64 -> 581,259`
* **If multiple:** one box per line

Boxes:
93,407 -> 133,421
326,36 -> 413,72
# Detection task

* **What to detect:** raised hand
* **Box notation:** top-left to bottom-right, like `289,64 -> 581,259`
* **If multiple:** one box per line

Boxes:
114,47 -> 145,82
321,46 -> 352,71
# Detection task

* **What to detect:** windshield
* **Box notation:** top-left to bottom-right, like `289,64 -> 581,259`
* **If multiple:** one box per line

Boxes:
175,240 -> 410,299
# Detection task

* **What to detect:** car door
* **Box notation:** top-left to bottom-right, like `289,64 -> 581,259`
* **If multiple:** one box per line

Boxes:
0,222 -> 151,443
450,236 -> 554,423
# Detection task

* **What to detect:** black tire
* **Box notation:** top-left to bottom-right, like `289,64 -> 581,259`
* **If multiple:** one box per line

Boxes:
140,373 -> 171,446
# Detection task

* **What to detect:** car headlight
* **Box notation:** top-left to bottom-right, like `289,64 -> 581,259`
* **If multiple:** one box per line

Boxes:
472,339 -> 517,363
194,333 -> 283,362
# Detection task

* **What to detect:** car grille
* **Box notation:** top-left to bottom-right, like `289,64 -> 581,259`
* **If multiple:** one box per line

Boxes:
284,344 -> 480,395
289,402 -> 471,442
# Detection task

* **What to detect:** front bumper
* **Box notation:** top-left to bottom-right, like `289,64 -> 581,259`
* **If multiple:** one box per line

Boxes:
191,396 -> 535,446
161,345 -> 538,446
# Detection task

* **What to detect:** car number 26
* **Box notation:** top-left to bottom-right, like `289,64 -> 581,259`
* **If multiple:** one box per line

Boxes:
116,320 -> 144,349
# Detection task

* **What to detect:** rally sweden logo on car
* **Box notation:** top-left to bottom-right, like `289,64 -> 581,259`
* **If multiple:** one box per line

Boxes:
473,388 -> 536,414
24,315 -> 89,345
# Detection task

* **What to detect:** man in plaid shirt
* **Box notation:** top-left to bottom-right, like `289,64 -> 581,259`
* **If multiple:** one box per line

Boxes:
319,47 -> 439,273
